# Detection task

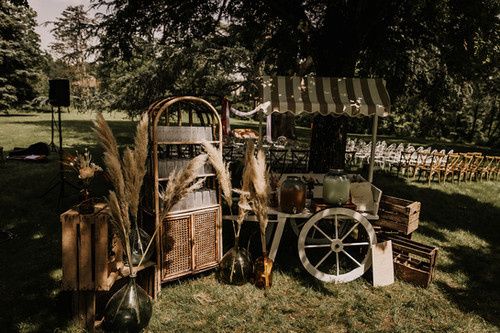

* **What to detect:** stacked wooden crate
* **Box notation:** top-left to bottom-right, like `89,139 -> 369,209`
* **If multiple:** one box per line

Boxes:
378,233 -> 438,288
374,195 -> 420,235
61,204 -> 157,330
373,195 -> 438,287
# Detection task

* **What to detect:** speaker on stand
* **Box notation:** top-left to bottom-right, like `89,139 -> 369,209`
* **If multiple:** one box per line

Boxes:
42,79 -> 77,206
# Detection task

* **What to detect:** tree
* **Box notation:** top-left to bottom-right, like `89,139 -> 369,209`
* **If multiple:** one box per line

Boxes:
0,0 -> 43,111
91,0 -> 500,149
91,0 -> 252,115
49,5 -> 96,109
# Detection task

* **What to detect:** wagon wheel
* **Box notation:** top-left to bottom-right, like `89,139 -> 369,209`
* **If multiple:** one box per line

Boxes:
290,218 -> 325,244
298,208 -> 377,283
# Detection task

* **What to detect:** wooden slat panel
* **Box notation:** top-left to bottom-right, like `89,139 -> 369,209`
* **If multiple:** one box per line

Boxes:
383,234 -> 436,253
61,211 -> 78,290
79,215 -> 93,290
378,211 -> 420,224
380,195 -> 420,216
94,214 -> 109,291
392,244 -> 433,259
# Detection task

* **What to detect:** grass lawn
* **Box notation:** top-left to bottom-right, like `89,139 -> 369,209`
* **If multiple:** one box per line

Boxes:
0,111 -> 499,332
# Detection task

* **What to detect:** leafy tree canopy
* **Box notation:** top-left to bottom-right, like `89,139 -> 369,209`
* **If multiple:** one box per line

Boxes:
0,0 -> 44,111
89,0 -> 499,146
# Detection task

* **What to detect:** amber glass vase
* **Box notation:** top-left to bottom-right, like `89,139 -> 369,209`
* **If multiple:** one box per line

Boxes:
254,254 -> 273,289
77,188 -> 94,215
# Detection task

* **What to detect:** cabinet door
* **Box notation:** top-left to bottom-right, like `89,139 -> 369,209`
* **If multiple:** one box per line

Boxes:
161,213 -> 192,280
192,208 -> 219,270
160,207 -> 221,282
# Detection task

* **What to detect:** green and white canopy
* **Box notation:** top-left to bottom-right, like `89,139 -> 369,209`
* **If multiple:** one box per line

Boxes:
258,76 -> 390,117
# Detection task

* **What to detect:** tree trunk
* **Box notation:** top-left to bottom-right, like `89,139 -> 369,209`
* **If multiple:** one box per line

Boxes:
271,113 -> 296,141
308,115 -> 348,172
469,103 -> 480,141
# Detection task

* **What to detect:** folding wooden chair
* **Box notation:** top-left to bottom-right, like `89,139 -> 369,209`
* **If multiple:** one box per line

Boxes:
468,153 -> 484,181
391,146 -> 414,177
268,148 -> 288,173
426,152 -> 446,185
442,153 -> 461,182
457,153 -> 475,182
289,148 -> 310,172
478,156 -> 495,181
411,148 -> 431,178
491,156 -> 500,181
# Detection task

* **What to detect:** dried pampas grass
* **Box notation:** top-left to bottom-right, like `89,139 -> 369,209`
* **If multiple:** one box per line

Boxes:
138,153 -> 209,268
252,148 -> 270,254
236,141 -> 255,228
94,112 -> 126,209
233,141 -> 270,254
159,153 -> 208,220
201,141 -> 232,207
93,112 -> 149,276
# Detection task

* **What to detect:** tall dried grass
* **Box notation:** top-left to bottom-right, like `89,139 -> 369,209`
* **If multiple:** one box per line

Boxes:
93,112 -> 149,276
253,149 -> 270,254
201,141 -> 232,207
234,141 -> 270,253
137,153 -> 208,267
159,154 -> 208,220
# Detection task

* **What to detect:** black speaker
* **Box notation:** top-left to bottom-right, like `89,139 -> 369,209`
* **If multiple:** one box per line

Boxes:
49,79 -> 70,107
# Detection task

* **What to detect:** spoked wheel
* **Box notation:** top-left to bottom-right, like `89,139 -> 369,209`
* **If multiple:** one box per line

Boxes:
298,208 -> 377,283
291,218 -> 326,244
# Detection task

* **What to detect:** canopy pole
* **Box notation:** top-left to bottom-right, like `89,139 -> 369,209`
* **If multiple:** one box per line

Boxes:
266,114 -> 272,143
258,111 -> 263,148
368,114 -> 378,183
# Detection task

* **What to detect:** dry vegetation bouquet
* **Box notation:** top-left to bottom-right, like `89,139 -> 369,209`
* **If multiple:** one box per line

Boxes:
202,140 -> 270,249
202,140 -> 271,286
65,148 -> 103,188
94,112 -> 208,276
94,112 -> 149,276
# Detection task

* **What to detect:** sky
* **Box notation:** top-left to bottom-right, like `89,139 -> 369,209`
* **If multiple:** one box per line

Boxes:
27,0 -> 93,52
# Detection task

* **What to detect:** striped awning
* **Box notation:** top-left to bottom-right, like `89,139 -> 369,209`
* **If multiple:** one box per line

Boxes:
259,76 -> 390,117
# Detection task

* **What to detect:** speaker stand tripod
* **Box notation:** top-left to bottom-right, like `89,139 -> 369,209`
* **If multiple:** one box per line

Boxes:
41,106 -> 78,207
48,106 -> 58,152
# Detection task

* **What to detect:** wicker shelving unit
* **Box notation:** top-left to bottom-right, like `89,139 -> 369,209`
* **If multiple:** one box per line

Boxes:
146,96 -> 222,283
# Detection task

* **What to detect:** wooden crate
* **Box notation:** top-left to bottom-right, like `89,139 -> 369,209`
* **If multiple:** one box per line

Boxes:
373,195 -> 420,235
61,205 -> 158,331
378,234 -> 438,288
61,204 -> 124,291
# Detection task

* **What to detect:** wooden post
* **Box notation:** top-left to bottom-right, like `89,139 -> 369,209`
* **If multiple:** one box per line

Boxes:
368,114 -> 378,183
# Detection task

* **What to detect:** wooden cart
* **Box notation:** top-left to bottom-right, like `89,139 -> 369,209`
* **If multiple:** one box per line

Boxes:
225,173 -> 383,284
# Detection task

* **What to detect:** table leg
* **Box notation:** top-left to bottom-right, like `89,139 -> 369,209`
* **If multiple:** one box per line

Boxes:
269,215 -> 287,262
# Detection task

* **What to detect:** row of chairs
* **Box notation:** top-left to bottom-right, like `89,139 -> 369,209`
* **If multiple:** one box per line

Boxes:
223,144 -> 310,173
390,148 -> 500,184
346,139 -> 500,184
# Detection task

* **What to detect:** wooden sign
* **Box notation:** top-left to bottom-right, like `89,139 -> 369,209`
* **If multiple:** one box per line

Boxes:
371,240 -> 395,287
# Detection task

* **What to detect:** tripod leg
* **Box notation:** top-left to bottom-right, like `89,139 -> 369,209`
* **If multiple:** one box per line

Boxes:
49,106 -> 57,152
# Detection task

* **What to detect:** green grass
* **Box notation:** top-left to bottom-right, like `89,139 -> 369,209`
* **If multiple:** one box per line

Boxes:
0,112 -> 499,332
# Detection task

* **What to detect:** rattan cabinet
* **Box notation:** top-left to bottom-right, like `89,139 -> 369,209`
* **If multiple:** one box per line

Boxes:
146,96 -> 223,283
